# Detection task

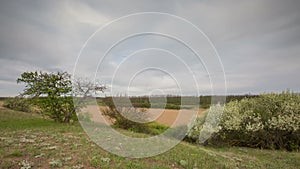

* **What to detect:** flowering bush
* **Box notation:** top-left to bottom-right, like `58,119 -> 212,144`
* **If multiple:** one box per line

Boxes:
188,91 -> 300,151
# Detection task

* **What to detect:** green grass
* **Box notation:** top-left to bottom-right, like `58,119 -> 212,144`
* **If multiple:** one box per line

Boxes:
0,107 -> 299,169
147,122 -> 169,135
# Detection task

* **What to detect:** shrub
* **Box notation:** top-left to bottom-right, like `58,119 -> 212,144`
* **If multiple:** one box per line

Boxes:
187,104 -> 223,143
3,97 -> 37,113
165,104 -> 180,110
187,111 -> 208,142
101,106 -> 170,135
187,91 -> 300,151
101,106 -> 152,134
147,122 -> 169,135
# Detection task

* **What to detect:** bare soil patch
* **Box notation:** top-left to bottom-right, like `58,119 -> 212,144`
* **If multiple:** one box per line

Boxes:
153,108 -> 206,126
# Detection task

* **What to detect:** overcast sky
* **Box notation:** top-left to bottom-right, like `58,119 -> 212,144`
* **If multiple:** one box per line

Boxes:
0,0 -> 300,97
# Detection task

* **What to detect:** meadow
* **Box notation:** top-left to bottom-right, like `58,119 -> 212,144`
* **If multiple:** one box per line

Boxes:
1,104 -> 300,169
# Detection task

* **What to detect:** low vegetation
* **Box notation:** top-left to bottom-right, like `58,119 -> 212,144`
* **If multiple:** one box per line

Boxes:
1,107 -> 300,169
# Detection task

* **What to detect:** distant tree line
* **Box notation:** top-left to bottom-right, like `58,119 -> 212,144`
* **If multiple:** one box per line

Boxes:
98,95 -> 259,109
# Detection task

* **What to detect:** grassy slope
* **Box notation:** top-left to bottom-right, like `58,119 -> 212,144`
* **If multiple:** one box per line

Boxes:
0,107 -> 299,169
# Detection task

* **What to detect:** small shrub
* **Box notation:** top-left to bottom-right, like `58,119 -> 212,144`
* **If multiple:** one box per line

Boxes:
1,161 -> 13,169
179,160 -> 188,167
18,160 -> 33,169
90,156 -> 100,167
3,97 -> 33,113
100,157 -> 110,164
49,159 -> 62,167
200,104 -> 211,109
148,122 -> 169,135
102,107 -> 151,134
165,104 -> 180,110
102,107 -> 169,135
11,151 -> 23,157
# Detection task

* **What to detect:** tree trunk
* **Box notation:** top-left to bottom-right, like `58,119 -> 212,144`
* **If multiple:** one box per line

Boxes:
64,115 -> 71,123
63,109 -> 75,123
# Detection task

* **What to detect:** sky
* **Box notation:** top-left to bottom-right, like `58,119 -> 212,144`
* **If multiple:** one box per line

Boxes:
0,0 -> 300,97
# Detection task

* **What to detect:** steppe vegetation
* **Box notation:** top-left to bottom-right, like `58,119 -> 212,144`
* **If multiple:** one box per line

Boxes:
1,107 -> 300,169
0,71 -> 299,168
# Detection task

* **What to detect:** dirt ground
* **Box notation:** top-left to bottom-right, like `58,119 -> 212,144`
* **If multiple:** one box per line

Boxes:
80,105 -> 206,127
151,108 -> 206,126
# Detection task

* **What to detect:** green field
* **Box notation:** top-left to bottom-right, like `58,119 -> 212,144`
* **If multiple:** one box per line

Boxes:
0,107 -> 299,169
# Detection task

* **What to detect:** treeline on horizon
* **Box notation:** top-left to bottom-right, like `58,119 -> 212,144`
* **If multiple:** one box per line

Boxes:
98,94 -> 259,109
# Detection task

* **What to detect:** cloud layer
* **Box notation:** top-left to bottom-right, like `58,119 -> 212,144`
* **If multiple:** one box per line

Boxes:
0,0 -> 300,96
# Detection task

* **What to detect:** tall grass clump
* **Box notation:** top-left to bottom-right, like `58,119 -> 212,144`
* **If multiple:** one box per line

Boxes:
188,91 -> 300,151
